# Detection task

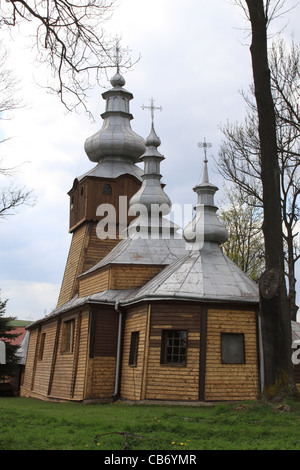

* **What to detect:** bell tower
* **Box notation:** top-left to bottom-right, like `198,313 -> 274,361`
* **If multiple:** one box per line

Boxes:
57,71 -> 146,307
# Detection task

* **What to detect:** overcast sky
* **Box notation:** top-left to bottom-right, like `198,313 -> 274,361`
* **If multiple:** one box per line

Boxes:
0,0 -> 299,321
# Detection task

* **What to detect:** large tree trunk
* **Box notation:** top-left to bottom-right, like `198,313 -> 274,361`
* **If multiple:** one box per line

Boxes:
245,0 -> 295,399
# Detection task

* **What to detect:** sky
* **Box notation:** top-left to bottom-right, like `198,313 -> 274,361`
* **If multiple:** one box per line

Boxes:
0,0 -> 299,321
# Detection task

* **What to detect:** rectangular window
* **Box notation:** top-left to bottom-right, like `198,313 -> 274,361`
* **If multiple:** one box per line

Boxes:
161,330 -> 187,365
221,333 -> 245,364
38,333 -> 46,361
129,331 -> 139,366
62,319 -> 75,353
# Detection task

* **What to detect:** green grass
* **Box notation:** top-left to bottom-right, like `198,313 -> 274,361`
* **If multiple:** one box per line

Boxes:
1,397 -> 300,450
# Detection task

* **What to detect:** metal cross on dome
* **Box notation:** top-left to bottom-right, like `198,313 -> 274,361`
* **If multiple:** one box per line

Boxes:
112,36 -> 130,73
198,138 -> 212,161
141,97 -> 163,124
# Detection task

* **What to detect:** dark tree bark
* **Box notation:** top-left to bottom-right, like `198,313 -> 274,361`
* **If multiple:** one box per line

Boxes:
245,0 -> 295,398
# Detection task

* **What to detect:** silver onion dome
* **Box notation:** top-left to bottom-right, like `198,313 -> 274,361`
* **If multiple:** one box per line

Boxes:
84,72 -> 146,163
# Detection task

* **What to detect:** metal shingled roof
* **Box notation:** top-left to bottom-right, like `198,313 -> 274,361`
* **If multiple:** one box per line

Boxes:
80,236 -> 188,276
77,159 -> 143,182
123,242 -> 259,305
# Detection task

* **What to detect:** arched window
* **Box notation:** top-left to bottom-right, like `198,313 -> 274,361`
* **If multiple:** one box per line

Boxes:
103,184 -> 112,195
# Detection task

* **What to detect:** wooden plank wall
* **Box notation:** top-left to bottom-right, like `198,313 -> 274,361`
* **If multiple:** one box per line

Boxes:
87,308 -> 119,399
145,303 -> 201,401
57,225 -> 88,307
120,302 -> 259,403
49,311 -> 89,400
20,329 -> 39,397
20,321 -> 57,400
78,268 -> 110,297
205,308 -> 259,401
110,265 -> 163,290
21,311 -> 90,401
78,264 -> 163,298
69,174 -> 141,233
120,304 -> 149,401
85,175 -> 141,224
32,320 -> 57,398
58,222 -> 121,305
82,223 -> 120,273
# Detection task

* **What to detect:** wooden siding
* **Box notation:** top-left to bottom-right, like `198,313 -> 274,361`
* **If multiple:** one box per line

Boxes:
89,357 -> 117,399
57,223 -> 120,306
78,268 -> 110,297
110,265 -> 163,290
20,329 -> 39,397
120,302 -> 259,402
120,304 -> 149,401
21,311 -> 90,401
49,311 -> 89,400
145,303 -> 201,401
78,264 -> 163,298
82,224 -> 119,273
87,308 -> 119,399
205,308 -> 259,401
33,321 -> 58,398
21,321 -> 58,400
57,224 -> 88,307
69,174 -> 141,233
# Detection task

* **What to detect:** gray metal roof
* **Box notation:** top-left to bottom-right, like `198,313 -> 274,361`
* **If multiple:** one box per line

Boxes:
80,235 -> 188,277
123,242 -> 259,305
27,290 -> 132,329
292,321 -> 300,342
77,158 -> 143,182
17,331 -> 30,365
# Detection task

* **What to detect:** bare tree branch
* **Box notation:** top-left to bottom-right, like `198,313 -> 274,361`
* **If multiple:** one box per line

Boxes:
218,34 -> 300,321
0,1 -> 136,117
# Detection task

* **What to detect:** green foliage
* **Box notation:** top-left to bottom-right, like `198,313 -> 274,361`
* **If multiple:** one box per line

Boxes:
1,398 -> 300,450
219,186 -> 265,282
0,291 -> 21,380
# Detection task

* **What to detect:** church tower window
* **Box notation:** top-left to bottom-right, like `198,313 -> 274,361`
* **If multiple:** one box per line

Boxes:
103,183 -> 112,195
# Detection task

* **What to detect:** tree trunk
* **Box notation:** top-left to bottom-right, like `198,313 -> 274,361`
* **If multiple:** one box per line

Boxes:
286,223 -> 298,321
245,0 -> 295,399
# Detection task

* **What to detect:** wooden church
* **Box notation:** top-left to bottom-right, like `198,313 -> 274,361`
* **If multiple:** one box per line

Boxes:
21,71 -> 262,403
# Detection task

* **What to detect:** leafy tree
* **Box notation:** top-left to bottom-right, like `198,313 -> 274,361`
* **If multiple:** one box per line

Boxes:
219,187 -> 265,282
0,293 -> 21,381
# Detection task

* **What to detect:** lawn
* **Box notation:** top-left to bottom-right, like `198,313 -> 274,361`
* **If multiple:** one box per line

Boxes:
0,397 -> 300,450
